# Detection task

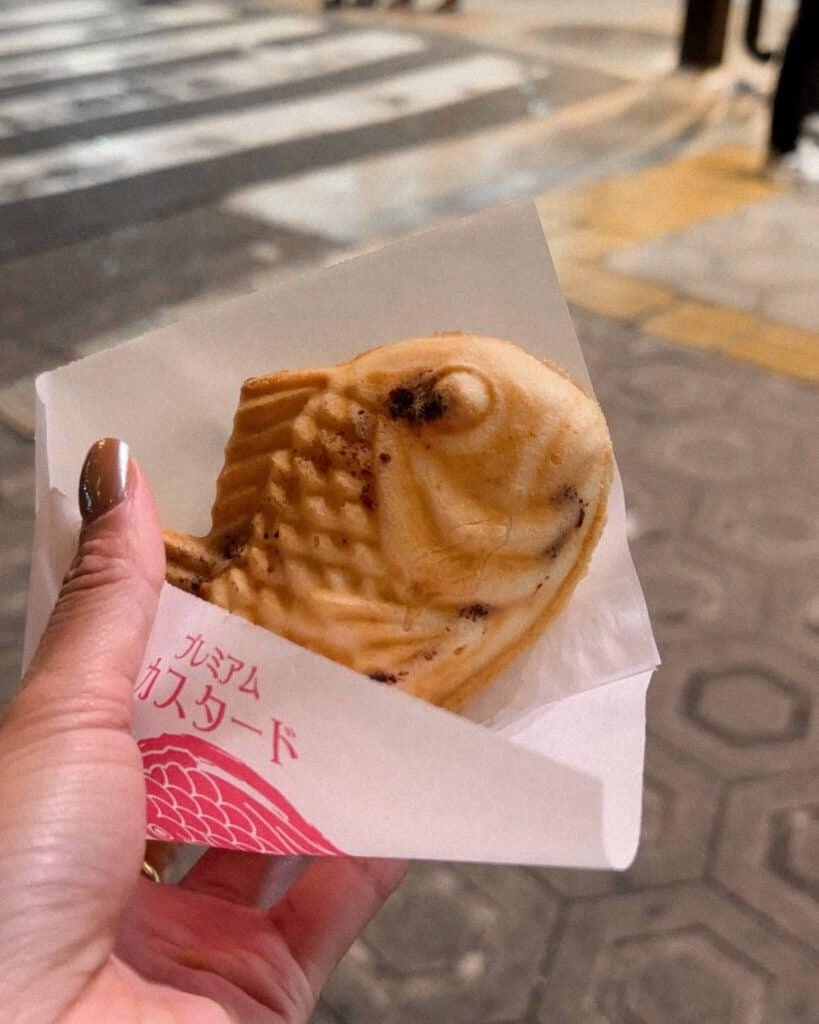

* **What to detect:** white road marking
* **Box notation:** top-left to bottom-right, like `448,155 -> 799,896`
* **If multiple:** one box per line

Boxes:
0,15 -> 322,89
0,1 -> 115,29
0,54 -> 531,203
0,4 -> 230,58
0,29 -> 425,138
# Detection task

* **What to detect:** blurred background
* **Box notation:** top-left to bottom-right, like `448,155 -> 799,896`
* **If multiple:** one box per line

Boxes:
0,1 -> 817,1021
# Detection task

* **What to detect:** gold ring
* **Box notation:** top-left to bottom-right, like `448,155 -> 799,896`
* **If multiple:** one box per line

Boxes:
141,860 -> 161,884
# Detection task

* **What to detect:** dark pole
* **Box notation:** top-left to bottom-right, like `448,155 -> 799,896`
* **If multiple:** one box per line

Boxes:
745,0 -> 774,62
680,0 -> 733,68
770,0 -> 818,155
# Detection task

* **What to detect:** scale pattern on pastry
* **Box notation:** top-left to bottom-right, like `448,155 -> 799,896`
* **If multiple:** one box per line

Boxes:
164,334 -> 613,709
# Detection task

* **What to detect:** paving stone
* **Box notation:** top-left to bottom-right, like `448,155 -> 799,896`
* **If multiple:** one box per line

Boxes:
618,464 -> 698,544
0,335 -> 67,383
0,423 -> 34,477
637,413 -> 791,484
694,479 -> 819,568
0,465 -> 35,519
735,369 -> 819,431
649,637 -> 819,780
767,566 -> 819,664
713,771 -> 819,957
0,635 -> 24,706
322,861 -> 558,1024
539,882 -> 819,1024
575,308 -> 642,364
607,193 -> 819,334
311,1001 -> 346,1024
630,533 -> 766,644
541,735 -> 722,898
595,345 -> 747,424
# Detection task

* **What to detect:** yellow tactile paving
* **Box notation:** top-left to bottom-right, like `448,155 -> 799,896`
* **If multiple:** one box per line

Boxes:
642,301 -> 765,350
570,148 -> 777,243
546,229 -> 630,266
556,259 -> 674,321
644,301 -> 819,382
535,190 -> 587,238
537,146 -> 817,384
725,324 -> 819,383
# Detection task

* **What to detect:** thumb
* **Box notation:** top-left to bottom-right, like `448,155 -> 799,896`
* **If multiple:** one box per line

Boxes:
15,438 -> 165,735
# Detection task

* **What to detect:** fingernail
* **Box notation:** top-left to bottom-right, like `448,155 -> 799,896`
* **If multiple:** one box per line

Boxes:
78,438 -> 130,523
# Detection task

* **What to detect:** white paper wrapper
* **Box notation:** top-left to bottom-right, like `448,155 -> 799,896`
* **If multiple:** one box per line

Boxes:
25,201 -> 658,868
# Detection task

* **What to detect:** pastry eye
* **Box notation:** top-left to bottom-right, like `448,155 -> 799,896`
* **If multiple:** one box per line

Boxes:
437,369 -> 493,428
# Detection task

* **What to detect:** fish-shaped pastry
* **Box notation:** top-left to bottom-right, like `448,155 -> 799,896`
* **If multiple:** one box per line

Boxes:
164,334 -> 613,710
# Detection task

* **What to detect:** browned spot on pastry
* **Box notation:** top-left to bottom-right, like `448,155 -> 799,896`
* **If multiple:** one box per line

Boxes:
387,375 -> 447,424
222,529 -> 250,559
189,575 -> 203,594
545,527 -> 573,560
552,483 -> 587,530
378,452 -> 392,464
555,484 -> 579,504
369,671 -> 398,684
460,603 -> 490,622
360,467 -> 376,511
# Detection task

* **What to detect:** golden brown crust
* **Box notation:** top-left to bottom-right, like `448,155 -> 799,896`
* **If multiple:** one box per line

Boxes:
164,334 -> 613,709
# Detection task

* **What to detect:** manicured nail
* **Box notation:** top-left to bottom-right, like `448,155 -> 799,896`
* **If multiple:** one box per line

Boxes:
78,438 -> 130,523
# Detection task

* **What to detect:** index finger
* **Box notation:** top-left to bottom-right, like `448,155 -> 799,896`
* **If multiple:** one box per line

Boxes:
267,856 -> 408,995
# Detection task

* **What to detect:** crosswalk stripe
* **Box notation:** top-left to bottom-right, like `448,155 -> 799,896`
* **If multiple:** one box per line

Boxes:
0,29 -> 426,140
0,14 -> 322,91
224,81 -> 658,248
0,53 -> 532,205
0,1 -> 115,30
0,3 -> 230,58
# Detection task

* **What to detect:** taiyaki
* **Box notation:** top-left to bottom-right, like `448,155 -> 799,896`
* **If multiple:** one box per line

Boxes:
164,334 -> 613,710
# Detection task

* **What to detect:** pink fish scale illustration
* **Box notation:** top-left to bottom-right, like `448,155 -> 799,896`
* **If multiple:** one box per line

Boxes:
139,734 -> 343,855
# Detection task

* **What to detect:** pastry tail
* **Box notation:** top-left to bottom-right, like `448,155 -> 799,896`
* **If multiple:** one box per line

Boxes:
163,530 -> 222,594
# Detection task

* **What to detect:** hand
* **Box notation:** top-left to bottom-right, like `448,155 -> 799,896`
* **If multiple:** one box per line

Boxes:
0,438 -> 406,1024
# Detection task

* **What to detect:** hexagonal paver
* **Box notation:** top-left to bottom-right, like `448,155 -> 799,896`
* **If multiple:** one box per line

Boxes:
574,311 -> 636,380
322,862 -> 559,1024
619,465 -> 698,546
539,882 -> 819,1023
687,667 -> 810,747
796,427 -> 819,490
311,1001 -> 345,1024
768,566 -> 819,664
695,480 -> 819,567
595,346 -> 748,422
768,806 -> 819,901
714,771 -> 819,955
639,415 -> 788,483
594,928 -> 766,1024
649,637 -> 819,779
542,735 -> 722,898
629,534 -> 765,644
0,464 -> 34,519
736,368 -> 819,432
